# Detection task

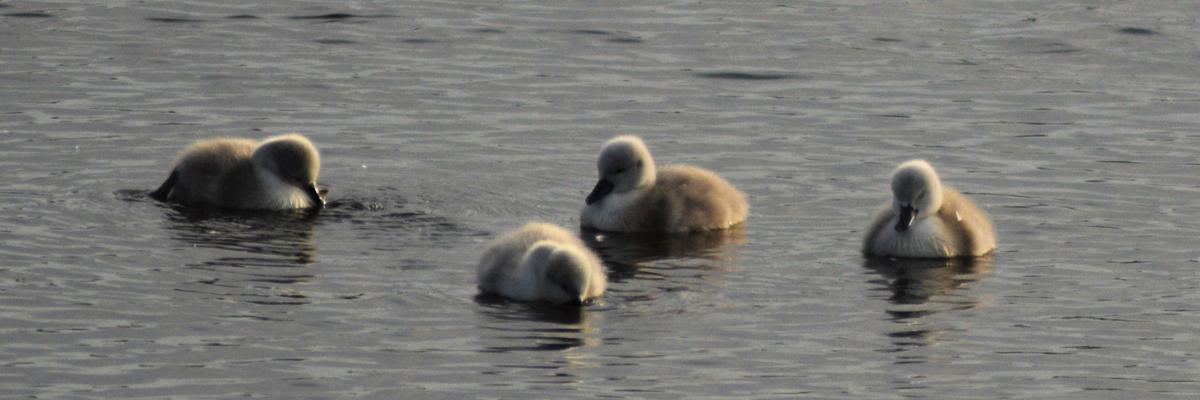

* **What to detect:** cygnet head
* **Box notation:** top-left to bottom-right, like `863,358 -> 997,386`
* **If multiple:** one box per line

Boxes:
252,134 -> 324,208
890,159 -> 944,232
523,241 -> 594,305
586,135 -> 657,205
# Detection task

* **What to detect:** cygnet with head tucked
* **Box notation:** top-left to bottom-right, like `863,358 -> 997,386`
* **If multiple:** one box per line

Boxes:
580,135 -> 748,232
863,159 -> 995,258
477,223 -> 607,305
149,133 -> 325,210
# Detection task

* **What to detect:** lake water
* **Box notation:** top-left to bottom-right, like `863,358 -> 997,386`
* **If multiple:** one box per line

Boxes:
2,1 -> 1198,398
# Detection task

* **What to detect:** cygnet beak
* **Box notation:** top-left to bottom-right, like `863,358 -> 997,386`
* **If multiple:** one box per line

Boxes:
894,205 -> 916,232
586,179 -> 614,205
304,182 -> 326,209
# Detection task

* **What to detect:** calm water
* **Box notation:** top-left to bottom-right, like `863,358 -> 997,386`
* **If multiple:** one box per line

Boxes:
3,1 -> 1199,398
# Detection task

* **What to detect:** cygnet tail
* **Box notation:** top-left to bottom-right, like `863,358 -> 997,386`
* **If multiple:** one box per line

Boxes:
148,170 -> 179,202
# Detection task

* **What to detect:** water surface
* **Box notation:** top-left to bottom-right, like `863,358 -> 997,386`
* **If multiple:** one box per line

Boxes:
2,1 -> 1198,398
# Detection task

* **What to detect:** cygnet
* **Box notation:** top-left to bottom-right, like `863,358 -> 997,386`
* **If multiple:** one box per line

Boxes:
477,222 -> 607,305
149,133 -> 325,210
580,135 -> 748,232
863,159 -> 995,258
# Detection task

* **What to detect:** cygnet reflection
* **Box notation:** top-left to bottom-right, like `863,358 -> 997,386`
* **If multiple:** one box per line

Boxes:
580,225 -> 746,280
162,205 -> 320,306
863,256 -> 993,309
473,293 -> 601,353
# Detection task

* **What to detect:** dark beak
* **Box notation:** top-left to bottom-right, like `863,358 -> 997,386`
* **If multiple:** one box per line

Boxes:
894,205 -> 916,232
304,182 -> 326,209
585,179 -> 614,205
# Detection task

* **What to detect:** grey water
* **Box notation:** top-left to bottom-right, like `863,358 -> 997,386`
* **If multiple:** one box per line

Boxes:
2,1 -> 1199,398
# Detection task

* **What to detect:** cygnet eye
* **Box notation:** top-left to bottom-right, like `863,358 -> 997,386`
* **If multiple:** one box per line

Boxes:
916,191 -> 926,200
612,167 -> 626,175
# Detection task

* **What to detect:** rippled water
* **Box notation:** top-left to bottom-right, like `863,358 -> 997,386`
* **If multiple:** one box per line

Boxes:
3,1 -> 1199,398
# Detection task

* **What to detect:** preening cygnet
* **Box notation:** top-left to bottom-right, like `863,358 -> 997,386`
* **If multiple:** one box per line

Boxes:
149,134 -> 325,210
580,135 -> 748,232
863,159 -> 996,258
477,223 -> 607,305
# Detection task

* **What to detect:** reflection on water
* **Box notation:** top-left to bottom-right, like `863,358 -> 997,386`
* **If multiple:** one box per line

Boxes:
7,0 -> 1200,396
863,257 -> 992,309
163,205 -> 319,262
473,293 -> 600,354
580,225 -> 746,280
864,257 -> 993,351
162,204 -> 319,307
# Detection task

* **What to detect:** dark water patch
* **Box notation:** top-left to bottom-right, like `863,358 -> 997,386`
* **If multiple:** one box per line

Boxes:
402,38 -> 436,44
570,29 -> 611,35
315,39 -> 357,45
475,294 -> 591,326
695,71 -> 797,81
288,13 -> 394,21
482,338 -> 586,353
289,13 -> 359,20
608,37 -> 643,44
1037,42 -> 1081,54
226,14 -> 259,20
246,299 -> 306,306
864,257 -> 992,306
160,206 -> 319,262
114,189 -> 155,203
1059,315 -> 1143,322
1096,159 -> 1140,164
977,120 -> 1073,126
996,350 -> 1072,355
147,17 -> 205,23
317,196 -> 489,246
872,37 -> 903,42
245,277 -> 312,284
887,329 -> 935,340
4,11 -> 52,18
1117,27 -> 1158,35
582,227 -> 744,271
470,28 -> 505,34
872,113 -> 911,119
1018,121 -> 1071,126
220,314 -> 279,321
324,198 -> 385,211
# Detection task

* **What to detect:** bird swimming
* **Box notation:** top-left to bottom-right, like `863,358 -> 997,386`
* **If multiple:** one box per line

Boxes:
477,222 -> 607,305
863,159 -> 995,258
149,133 -> 325,210
580,135 -> 748,232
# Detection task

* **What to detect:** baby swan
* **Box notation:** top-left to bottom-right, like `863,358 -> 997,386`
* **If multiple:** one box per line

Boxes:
149,133 -> 325,210
477,223 -> 607,305
580,135 -> 748,232
863,159 -> 996,258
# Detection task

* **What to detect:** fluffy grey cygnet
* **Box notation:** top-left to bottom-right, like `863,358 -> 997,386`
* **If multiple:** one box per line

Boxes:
580,135 -> 748,232
149,133 -> 325,210
477,223 -> 607,305
863,159 -> 995,258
